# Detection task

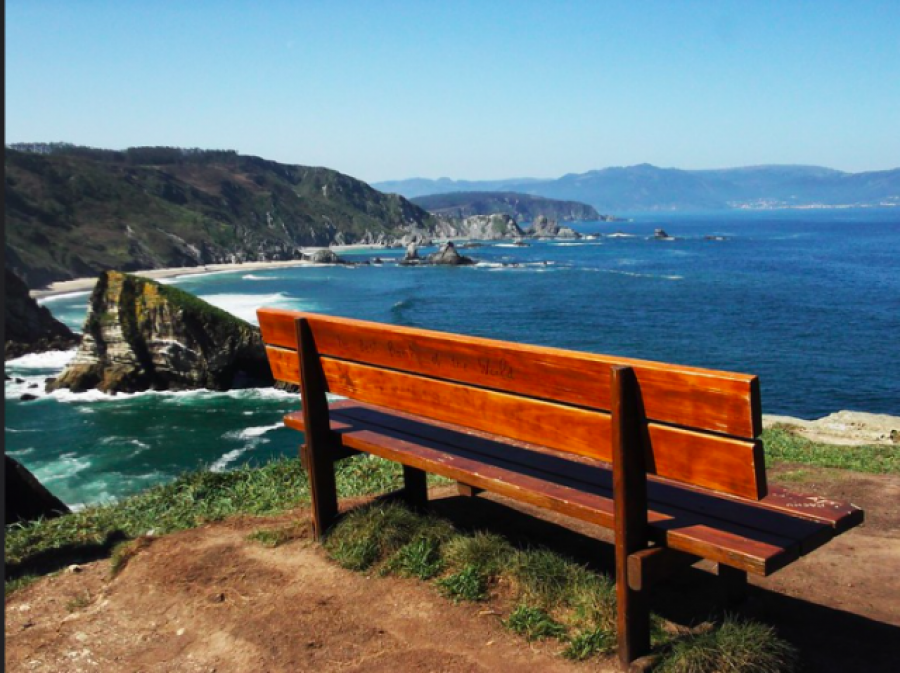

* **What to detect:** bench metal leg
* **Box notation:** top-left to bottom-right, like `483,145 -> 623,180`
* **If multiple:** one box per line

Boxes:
719,564 -> 749,606
403,465 -> 428,508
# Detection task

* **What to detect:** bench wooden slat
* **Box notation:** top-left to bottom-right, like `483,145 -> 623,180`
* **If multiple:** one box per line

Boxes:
325,401 -> 840,554
325,357 -> 765,499
259,309 -> 762,439
285,404 -> 800,575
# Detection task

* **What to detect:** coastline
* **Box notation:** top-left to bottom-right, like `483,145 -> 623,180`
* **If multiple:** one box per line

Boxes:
29,245 -> 387,299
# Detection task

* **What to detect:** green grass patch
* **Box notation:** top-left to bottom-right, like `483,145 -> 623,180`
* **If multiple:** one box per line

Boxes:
323,501 -> 798,670
437,564 -> 489,602
385,537 -> 445,579
656,615 -> 798,673
247,523 -> 306,548
762,426 -> 900,474
6,453 -> 404,595
323,501 -> 455,572
563,626 -> 617,660
505,605 -> 567,641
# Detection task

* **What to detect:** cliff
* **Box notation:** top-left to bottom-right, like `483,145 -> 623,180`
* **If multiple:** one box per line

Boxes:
411,191 -> 603,222
47,271 -> 272,393
433,214 -> 525,240
5,145 -> 440,287
5,268 -> 79,359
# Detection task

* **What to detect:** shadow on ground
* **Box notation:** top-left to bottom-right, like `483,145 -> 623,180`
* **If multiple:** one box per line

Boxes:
422,491 -> 899,673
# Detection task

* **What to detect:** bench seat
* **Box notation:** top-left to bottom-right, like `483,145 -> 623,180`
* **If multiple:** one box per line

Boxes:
286,399 -> 862,577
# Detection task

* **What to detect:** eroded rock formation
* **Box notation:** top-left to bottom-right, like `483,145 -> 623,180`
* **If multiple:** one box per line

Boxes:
47,271 -> 272,394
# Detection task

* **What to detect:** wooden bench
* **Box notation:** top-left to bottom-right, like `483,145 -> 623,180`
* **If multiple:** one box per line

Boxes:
258,308 -> 864,668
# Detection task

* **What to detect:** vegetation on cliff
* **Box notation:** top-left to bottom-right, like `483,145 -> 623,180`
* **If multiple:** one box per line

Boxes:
5,144 -> 438,287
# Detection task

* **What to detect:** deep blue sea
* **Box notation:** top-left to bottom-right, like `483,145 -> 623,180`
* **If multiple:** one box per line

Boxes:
5,210 -> 899,508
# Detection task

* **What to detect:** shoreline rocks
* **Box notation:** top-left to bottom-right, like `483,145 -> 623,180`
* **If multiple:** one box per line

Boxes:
763,411 -> 900,447
399,241 -> 475,266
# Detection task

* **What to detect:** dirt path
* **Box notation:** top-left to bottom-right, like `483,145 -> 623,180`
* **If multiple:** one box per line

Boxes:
6,469 -> 900,672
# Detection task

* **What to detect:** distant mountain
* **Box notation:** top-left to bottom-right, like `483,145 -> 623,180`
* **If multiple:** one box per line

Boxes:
376,164 -> 900,212
374,176 -> 542,199
410,191 -> 605,222
5,144 -> 439,287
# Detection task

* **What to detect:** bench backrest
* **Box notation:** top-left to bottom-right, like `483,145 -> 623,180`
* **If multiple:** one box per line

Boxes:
258,309 -> 766,500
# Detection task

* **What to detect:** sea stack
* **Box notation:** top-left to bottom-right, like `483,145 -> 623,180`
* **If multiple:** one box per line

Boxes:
47,271 -> 272,394
426,242 -> 475,265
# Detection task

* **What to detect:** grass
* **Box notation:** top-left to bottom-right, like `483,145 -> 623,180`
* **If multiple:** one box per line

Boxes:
505,605 -> 567,641
5,453 -> 404,594
323,501 -> 798,671
762,426 -> 900,474
656,615 -> 799,673
247,523 -> 306,548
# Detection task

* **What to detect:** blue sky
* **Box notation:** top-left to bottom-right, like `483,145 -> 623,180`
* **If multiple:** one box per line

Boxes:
5,1 -> 900,182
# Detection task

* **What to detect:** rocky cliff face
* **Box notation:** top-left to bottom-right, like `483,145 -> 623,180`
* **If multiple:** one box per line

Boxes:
47,271 -> 272,394
5,269 -> 79,360
5,455 -> 71,525
433,214 -> 525,240
526,216 -> 581,239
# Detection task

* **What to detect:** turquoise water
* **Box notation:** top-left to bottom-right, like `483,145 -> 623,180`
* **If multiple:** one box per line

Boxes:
5,210 -> 899,507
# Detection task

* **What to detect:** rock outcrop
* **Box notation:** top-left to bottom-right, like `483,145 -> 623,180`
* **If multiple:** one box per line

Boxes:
4,268 -> 79,360
302,249 -> 345,264
399,242 -> 475,266
427,242 -> 475,266
427,214 -> 525,241
5,455 -> 70,525
47,271 -> 272,394
526,216 -> 581,239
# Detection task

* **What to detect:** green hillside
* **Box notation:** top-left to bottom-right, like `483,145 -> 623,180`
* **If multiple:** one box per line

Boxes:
5,144 -> 436,287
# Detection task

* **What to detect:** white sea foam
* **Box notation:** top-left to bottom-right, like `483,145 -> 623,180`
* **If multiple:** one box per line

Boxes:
33,453 -> 93,484
606,233 -> 636,238
224,422 -> 283,440
196,291 -> 299,324
37,291 -> 91,304
590,269 -> 684,281
243,274 -> 283,281
210,448 -> 249,472
6,447 -> 36,457
6,349 -> 77,370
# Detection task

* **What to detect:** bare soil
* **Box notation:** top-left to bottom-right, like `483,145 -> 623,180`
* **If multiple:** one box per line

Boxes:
6,467 -> 900,672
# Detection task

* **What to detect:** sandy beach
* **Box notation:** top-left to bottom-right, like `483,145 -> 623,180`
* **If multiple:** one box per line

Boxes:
29,245 -> 388,299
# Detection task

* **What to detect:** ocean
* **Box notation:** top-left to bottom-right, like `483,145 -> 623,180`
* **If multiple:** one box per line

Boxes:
5,209 -> 899,508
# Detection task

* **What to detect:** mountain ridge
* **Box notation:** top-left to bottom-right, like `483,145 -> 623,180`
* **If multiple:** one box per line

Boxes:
375,164 -> 900,212
4,144 -> 441,287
